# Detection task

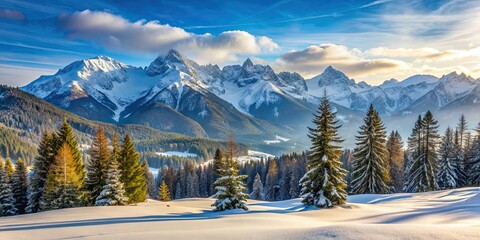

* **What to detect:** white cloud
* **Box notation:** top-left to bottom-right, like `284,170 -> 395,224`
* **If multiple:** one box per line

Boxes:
275,44 -> 407,80
58,10 -> 279,64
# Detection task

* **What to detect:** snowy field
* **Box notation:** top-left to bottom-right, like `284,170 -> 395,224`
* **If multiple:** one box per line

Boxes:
1,187 -> 479,240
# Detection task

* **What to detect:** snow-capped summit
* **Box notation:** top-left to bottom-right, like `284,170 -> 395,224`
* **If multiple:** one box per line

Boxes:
381,74 -> 438,89
147,49 -> 197,77
313,66 -> 357,87
242,58 -> 254,69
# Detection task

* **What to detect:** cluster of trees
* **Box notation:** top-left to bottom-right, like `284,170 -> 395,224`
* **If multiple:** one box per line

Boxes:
0,126 -> 37,165
0,120 -> 148,216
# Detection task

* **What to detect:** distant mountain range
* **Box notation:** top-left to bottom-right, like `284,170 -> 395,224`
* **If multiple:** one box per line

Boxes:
20,49 -> 480,151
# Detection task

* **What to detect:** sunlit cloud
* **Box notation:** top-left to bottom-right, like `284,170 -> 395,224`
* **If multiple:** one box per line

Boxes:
57,10 -> 279,64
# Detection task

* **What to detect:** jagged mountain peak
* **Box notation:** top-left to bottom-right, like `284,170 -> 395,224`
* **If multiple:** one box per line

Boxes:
312,66 -> 356,87
242,58 -> 254,69
146,49 -> 197,77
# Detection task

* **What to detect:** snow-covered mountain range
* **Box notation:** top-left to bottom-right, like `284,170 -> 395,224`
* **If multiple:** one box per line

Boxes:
22,49 -> 480,149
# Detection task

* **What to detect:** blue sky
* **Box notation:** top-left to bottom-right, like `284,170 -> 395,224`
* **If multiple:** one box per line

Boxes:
1,0 -> 479,86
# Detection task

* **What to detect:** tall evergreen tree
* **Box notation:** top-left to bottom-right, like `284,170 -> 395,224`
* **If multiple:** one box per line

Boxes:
387,131 -> 405,192
467,122 -> 480,186
211,136 -> 248,211
95,156 -> 128,206
142,159 -> 156,199
0,161 -> 18,216
213,148 -> 224,178
452,130 -> 467,187
351,105 -> 391,194
4,158 -> 14,178
437,127 -> 460,189
250,173 -> 264,200
158,180 -> 171,201
27,131 -> 55,213
42,143 -> 83,210
299,91 -> 348,208
404,111 -> 440,192
11,158 -> 28,214
85,129 -> 110,205
119,134 -> 147,203
264,160 -> 279,201
457,114 -> 467,150
56,120 -> 85,185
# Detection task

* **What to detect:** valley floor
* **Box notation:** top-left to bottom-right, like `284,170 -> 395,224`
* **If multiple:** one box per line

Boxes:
1,188 -> 479,240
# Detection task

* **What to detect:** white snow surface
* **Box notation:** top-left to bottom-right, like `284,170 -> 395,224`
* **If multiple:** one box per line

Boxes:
1,187 -> 479,240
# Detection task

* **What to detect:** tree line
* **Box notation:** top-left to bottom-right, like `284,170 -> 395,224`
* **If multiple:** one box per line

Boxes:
1,92 -> 480,214
0,120 -> 147,216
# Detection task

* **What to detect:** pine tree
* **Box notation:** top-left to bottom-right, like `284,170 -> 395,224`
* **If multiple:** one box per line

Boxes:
437,127 -> 459,189
11,158 -> 28,214
213,148 -> 224,178
467,122 -> 480,186
387,131 -> 405,192
56,120 -> 85,186
119,134 -> 146,203
457,114 -> 467,150
264,160 -> 279,201
351,105 -> 391,194
27,131 -> 55,213
4,158 -> 14,178
142,160 -> 156,199
250,173 -> 264,200
211,135 -> 248,211
0,161 -> 18,216
452,130 -> 467,187
404,111 -> 440,192
42,143 -> 83,210
300,91 -> 348,208
158,180 -> 171,201
85,129 -> 110,205
95,156 -> 128,206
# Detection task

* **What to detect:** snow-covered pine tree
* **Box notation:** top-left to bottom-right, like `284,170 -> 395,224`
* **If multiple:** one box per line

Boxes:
351,105 -> 391,194
387,131 -> 405,192
404,111 -> 440,192
42,143 -> 83,210
85,129 -> 110,205
437,127 -> 459,189
452,130 -> 467,187
457,114 -> 467,150
211,135 -> 248,211
352,110 -> 387,193
95,156 -> 128,206
250,173 -> 264,200
0,161 -> 18,216
467,122 -> 480,186
56,119 -> 85,186
142,160 -> 156,199
299,91 -> 348,208
119,134 -> 147,203
11,158 -> 28,214
289,166 -> 300,198
158,180 -> 171,201
27,131 -> 55,213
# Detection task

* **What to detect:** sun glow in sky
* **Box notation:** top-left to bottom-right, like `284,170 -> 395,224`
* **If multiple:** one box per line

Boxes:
1,0 -> 480,86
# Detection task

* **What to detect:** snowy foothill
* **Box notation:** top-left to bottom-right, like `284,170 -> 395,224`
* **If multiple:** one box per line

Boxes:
1,187 -> 479,240
155,151 -> 198,158
264,135 -> 290,144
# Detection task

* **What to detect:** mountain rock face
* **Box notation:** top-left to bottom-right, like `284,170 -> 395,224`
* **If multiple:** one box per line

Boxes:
22,50 -> 480,149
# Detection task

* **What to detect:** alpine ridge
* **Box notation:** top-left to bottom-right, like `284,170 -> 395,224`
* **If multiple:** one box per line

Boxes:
22,49 -> 480,149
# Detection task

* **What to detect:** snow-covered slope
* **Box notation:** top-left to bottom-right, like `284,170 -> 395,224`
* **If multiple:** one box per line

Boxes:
2,187 -> 479,240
